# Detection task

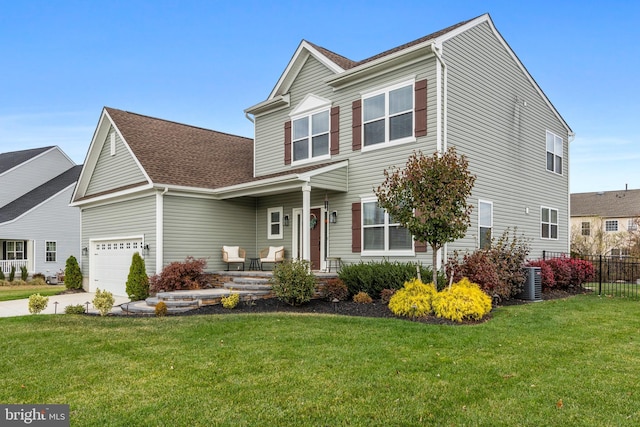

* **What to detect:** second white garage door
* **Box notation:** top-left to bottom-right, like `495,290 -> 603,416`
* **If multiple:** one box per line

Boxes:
90,237 -> 144,297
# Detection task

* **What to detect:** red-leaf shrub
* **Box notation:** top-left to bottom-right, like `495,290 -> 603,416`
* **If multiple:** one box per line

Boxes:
568,258 -> 596,287
546,257 -> 572,289
149,257 -> 208,293
526,260 -> 556,291
446,250 -> 509,299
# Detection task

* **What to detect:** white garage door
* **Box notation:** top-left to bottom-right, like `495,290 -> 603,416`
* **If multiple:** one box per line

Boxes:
90,238 -> 143,297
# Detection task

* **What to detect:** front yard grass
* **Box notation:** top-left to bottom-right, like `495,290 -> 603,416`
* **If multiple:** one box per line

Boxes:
1,293 -> 639,426
0,284 -> 65,301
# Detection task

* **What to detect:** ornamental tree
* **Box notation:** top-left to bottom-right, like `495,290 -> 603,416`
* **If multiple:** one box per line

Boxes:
375,147 -> 476,286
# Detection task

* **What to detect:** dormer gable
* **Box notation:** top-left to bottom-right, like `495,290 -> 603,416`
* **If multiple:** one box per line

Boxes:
289,94 -> 332,118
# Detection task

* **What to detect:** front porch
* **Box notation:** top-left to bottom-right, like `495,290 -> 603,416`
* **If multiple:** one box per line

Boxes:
0,259 -> 29,276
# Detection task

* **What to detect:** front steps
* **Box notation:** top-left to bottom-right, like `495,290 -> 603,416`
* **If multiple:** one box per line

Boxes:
124,274 -> 273,315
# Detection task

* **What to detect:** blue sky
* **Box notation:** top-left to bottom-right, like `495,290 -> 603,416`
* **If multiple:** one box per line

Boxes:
0,0 -> 638,194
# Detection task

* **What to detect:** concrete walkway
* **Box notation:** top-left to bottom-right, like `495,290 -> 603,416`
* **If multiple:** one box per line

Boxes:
0,292 -> 131,317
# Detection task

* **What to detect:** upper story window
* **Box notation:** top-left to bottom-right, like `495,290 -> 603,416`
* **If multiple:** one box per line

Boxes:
45,241 -> 57,262
581,221 -> 590,236
478,200 -> 493,249
605,220 -> 618,232
541,207 -> 558,239
361,198 -> 413,255
362,80 -> 414,150
292,109 -> 330,164
546,131 -> 563,175
628,219 -> 637,231
268,207 -> 283,239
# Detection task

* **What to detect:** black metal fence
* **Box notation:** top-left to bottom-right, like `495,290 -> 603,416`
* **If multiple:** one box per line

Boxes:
542,251 -> 640,298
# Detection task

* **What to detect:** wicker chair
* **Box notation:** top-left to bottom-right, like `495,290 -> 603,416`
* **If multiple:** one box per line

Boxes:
222,246 -> 246,271
259,246 -> 285,270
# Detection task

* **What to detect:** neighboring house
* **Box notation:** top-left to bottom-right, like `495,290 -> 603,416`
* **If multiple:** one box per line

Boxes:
570,189 -> 640,256
0,146 -> 82,278
72,13 -> 572,296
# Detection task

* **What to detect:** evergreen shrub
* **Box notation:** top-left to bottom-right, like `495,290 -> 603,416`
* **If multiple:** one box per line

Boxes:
221,293 -> 240,309
126,252 -> 149,301
432,278 -> 492,322
388,278 -> 437,318
93,288 -> 115,316
65,256 -> 83,289
270,259 -> 316,306
155,301 -> 168,317
28,293 -> 49,314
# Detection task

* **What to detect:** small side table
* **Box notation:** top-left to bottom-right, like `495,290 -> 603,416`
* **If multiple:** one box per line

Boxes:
249,258 -> 261,271
326,257 -> 342,272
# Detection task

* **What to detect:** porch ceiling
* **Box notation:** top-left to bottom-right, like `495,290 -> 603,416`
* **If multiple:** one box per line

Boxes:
214,161 -> 348,199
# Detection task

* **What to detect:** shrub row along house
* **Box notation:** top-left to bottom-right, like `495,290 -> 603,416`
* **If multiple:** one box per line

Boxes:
71,13 -> 572,296
0,146 -> 82,278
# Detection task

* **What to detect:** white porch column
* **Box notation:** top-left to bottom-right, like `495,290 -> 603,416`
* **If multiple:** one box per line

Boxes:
302,184 -> 311,263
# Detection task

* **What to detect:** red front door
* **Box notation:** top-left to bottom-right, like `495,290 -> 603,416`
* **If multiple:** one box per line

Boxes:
310,208 -> 321,270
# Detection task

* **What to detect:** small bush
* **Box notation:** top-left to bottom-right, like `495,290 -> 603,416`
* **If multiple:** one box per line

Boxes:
380,288 -> 396,304
388,279 -> 437,318
322,278 -> 348,301
447,250 -> 507,299
11,279 -> 27,286
149,257 -> 208,293
93,288 -> 115,316
221,293 -> 240,309
546,257 -> 572,289
65,256 -> 83,290
155,301 -> 168,317
270,259 -> 316,306
352,291 -> 373,304
569,258 -> 596,287
20,266 -> 28,281
9,266 -> 16,282
527,260 -> 556,290
65,304 -> 86,315
32,273 -> 46,281
126,252 -> 150,301
29,278 -> 47,287
28,293 -> 49,314
0,270 -> 4,280
432,278 -> 492,322
0,280 -> 9,286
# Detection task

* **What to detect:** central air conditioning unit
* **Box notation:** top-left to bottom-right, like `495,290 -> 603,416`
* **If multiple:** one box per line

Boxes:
517,267 -> 542,301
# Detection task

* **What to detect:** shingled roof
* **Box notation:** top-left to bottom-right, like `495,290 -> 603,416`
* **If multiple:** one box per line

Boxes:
0,165 -> 82,223
571,189 -> 640,218
106,108 -> 254,190
0,146 -> 54,173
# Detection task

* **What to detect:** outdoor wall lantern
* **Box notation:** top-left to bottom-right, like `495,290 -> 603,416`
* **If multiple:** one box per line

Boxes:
143,244 -> 150,254
330,211 -> 338,224
283,215 -> 290,227
82,247 -> 88,256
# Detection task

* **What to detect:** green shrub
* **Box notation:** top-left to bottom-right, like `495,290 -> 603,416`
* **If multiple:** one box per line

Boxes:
155,301 -> 168,317
221,292 -> 240,309
388,278 -> 437,318
64,304 -> 86,315
432,278 -> 492,322
28,293 -> 49,314
0,269 -> 4,280
93,288 -> 115,316
149,257 -> 208,293
339,260 -> 446,298
270,259 -> 316,306
321,278 -> 349,301
9,266 -> 15,282
65,256 -> 83,289
352,291 -> 373,304
29,278 -> 47,287
20,266 -> 28,281
126,252 -> 149,301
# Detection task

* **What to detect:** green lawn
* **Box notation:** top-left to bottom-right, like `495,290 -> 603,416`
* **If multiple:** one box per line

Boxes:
1,294 -> 639,426
0,284 -> 65,301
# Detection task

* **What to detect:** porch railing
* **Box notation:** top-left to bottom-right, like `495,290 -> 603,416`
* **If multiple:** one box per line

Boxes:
0,260 -> 28,274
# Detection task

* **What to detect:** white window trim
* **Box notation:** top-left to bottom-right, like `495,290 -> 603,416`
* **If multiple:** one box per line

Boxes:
478,200 -> 493,249
45,241 -> 57,262
545,130 -> 563,175
541,206 -> 559,240
267,207 -> 284,240
290,106 -> 332,166
605,220 -> 618,232
628,219 -> 637,231
361,197 -> 414,256
361,79 -> 416,153
6,241 -> 25,260
581,221 -> 591,236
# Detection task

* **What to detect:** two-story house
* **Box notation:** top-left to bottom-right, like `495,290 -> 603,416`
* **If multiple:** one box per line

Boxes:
570,189 -> 640,256
72,13 -> 572,296
0,146 -> 82,278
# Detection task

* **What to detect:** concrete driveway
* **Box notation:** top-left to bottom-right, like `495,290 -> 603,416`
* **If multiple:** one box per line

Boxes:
0,292 -> 131,317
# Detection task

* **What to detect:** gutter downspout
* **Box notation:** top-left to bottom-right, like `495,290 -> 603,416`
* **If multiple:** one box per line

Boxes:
245,112 -> 256,178
431,43 -> 448,152
155,187 -> 168,274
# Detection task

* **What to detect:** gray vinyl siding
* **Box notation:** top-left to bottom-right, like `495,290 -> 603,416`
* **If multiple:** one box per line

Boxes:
443,21 -> 570,258
80,195 -> 156,278
86,126 -> 146,195
0,148 -> 74,209
0,185 -> 80,275
163,195 -> 256,271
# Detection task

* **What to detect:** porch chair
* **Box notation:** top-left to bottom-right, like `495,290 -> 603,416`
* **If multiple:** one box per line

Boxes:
259,246 -> 285,270
222,246 -> 246,271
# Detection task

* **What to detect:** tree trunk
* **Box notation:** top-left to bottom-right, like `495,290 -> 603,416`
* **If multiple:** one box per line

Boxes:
431,244 -> 439,286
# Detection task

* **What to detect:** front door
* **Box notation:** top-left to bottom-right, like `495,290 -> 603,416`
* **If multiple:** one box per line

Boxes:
309,208 -> 321,270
